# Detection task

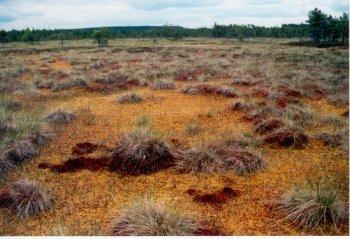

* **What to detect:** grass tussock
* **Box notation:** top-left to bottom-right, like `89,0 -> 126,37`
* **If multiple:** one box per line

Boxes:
43,109 -> 76,124
109,197 -> 203,236
185,122 -> 202,135
117,93 -> 143,104
181,84 -> 238,97
273,180 -> 347,229
176,142 -> 264,175
263,127 -> 308,148
0,179 -> 53,218
3,139 -> 38,165
150,80 -> 175,90
229,100 -> 253,112
109,129 -> 175,175
134,114 -> 151,128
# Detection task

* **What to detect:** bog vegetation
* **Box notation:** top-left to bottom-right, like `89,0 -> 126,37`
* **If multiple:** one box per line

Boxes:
0,7 -> 348,237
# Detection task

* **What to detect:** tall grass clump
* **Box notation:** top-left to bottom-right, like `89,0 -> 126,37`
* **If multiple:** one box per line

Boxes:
175,142 -> 264,175
117,92 -> 143,104
109,197 -> 202,236
273,180 -> 347,229
109,128 -> 175,175
43,109 -> 76,124
0,179 -> 53,218
134,114 -> 151,128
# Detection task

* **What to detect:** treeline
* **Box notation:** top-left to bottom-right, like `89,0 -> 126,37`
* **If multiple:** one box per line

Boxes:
0,8 -> 348,46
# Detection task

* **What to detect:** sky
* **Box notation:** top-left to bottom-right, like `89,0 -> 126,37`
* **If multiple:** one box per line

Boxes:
0,0 -> 348,30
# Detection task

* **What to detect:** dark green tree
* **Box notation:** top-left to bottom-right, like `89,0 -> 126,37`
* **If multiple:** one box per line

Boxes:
93,27 -> 109,47
212,23 -> 227,38
339,13 -> 349,44
22,28 -> 36,43
0,30 -> 7,43
307,8 -> 327,43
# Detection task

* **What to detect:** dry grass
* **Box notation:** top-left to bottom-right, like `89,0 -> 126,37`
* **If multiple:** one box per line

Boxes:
43,109 -> 76,124
176,142 -> 265,175
0,179 -> 53,218
0,38 -> 348,236
117,92 -> 144,104
109,197 -> 203,236
110,128 -> 175,175
273,180 -> 347,229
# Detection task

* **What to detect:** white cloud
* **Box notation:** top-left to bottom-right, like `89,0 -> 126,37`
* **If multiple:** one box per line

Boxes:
0,0 -> 348,30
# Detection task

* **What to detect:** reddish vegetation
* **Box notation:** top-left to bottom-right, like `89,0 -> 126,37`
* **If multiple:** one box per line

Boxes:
317,133 -> 342,147
127,58 -> 141,64
229,101 -> 251,111
213,72 -> 230,80
250,86 -> 270,98
341,110 -> 349,117
304,84 -> 325,99
194,221 -> 223,236
277,85 -> 301,98
87,73 -> 139,92
182,84 -> 238,97
174,68 -> 204,81
0,190 -> 11,208
254,118 -> 284,134
263,129 -> 308,148
186,187 -> 241,205
276,97 -> 288,108
231,78 -> 258,86
241,108 -> 272,124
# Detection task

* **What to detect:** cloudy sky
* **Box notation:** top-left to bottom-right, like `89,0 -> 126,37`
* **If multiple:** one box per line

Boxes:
0,0 -> 348,30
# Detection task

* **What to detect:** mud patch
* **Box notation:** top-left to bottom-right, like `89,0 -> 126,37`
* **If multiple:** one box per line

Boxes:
38,156 -> 110,172
38,142 -> 112,173
186,187 -> 241,205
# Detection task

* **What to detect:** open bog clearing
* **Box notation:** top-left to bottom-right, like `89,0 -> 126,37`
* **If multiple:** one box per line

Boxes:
0,38 -> 348,236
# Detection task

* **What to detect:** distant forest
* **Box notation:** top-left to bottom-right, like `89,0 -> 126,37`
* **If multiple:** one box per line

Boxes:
0,8 -> 348,46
